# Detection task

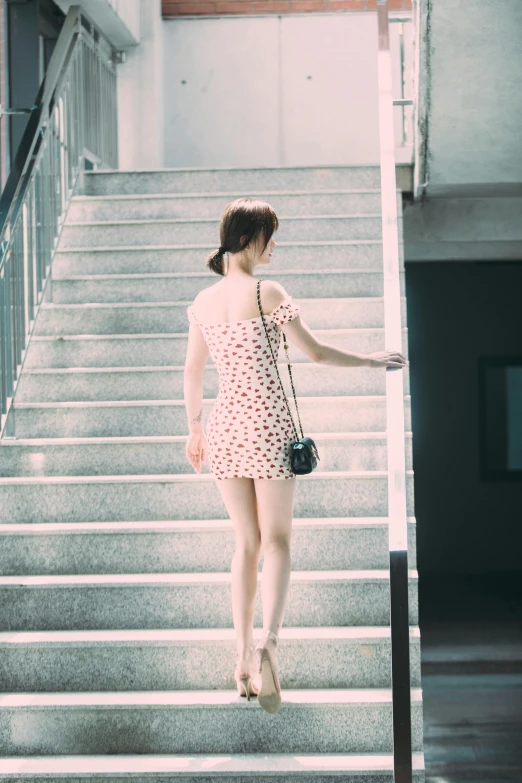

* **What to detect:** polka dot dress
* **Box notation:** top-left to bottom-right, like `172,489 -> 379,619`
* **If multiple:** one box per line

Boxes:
187,295 -> 301,480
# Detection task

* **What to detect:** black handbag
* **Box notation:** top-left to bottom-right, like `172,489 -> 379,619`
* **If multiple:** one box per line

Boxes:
256,279 -> 320,475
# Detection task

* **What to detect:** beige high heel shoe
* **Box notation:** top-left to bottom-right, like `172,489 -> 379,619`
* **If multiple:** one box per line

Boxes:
254,630 -> 282,714
235,643 -> 260,701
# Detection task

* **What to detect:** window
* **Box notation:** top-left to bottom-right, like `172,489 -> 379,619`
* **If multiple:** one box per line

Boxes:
478,357 -> 522,481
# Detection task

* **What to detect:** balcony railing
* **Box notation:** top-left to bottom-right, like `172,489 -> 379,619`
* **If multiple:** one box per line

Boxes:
376,1 -> 414,781
0,5 -> 118,437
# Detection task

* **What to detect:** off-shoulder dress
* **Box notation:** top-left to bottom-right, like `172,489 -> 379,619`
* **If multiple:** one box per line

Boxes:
187,291 -> 301,479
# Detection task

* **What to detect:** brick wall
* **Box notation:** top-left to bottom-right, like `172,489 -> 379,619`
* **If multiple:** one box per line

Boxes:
162,0 -> 411,18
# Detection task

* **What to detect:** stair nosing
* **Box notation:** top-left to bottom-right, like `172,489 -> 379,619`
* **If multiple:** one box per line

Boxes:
0,569 -> 419,586
71,188 -> 385,202
20,360 -> 398,374
13,393 -> 411,408
0,626 -> 422,645
0,431 -> 408,444
0,516 -> 416,534
51,268 -> 387,281
0,686 -> 424,708
30,326 -> 407,341
0,469 -> 414,485
64,214 -> 384,228
54,238 -> 385,252
84,163 -> 383,174
0,751 -> 425,776
39,295 -> 400,309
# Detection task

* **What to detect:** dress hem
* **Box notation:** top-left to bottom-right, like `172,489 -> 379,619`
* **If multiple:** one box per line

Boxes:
213,473 -> 296,480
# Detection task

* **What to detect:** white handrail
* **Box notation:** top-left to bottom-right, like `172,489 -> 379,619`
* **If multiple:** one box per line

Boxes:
376,1 -> 413,780
378,7 -> 409,553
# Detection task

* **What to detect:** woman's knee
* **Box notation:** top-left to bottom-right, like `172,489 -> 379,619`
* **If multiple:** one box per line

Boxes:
262,532 -> 291,555
254,477 -> 295,547
216,477 -> 261,554
234,534 -> 262,558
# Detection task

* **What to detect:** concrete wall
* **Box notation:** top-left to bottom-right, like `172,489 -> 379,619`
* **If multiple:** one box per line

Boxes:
405,0 -> 522,262
108,0 -> 141,41
161,12 -> 414,167
55,0 -> 140,46
117,0 -> 164,170
403,195 -> 522,262
424,0 -> 522,193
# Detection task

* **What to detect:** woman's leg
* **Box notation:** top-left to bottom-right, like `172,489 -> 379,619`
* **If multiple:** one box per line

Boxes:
214,477 -> 261,660
253,477 -> 297,645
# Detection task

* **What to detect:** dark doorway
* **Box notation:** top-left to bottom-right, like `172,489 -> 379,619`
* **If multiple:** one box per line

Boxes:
406,259 -> 522,780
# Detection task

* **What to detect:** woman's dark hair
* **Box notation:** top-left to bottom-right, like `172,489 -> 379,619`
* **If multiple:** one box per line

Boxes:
206,198 -> 279,276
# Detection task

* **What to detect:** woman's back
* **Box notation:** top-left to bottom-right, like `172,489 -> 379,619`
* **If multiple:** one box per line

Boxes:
190,277 -> 285,326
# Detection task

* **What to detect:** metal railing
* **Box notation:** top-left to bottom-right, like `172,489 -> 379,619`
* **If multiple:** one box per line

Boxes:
390,12 -> 414,149
0,5 -> 118,437
376,1 -> 414,781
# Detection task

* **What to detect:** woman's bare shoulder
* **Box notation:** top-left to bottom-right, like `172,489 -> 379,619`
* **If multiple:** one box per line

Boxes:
260,279 -> 293,308
191,278 -> 293,319
193,281 -> 222,304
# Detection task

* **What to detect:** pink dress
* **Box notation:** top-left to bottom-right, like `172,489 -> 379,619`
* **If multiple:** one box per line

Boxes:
187,296 -> 301,479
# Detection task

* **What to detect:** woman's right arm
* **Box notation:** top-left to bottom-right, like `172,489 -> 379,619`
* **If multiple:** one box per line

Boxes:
265,281 -> 407,369
284,318 -> 371,367
287,318 -> 408,369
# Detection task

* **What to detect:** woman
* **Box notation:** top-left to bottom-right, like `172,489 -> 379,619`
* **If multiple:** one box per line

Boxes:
184,198 -> 407,715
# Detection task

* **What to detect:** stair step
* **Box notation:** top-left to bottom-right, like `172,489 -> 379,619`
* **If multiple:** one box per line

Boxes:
0,167 -> 422,772
83,166 -> 383,196
0,688 -> 424,755
53,240 -> 392,276
0,471 -> 415,524
0,626 -> 421,691
34,297 -> 408,336
0,569 -> 418,631
0,751 -> 425,782
24,327 -> 408,368
11,396 -> 411,438
0,516 -> 417,574
0,433 -> 413,478
67,189 -> 386,221
49,269 -> 406,305
14,361 -> 410,402
59,215 -> 387,250
47,268 -> 405,304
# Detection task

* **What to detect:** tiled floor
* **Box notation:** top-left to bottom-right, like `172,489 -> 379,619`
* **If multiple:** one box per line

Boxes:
420,571 -> 522,782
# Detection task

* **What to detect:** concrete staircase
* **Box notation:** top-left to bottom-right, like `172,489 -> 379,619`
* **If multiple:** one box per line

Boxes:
0,165 -> 424,781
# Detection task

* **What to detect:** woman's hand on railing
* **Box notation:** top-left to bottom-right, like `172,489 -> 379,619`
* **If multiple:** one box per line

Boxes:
186,430 -> 208,473
366,349 -> 409,369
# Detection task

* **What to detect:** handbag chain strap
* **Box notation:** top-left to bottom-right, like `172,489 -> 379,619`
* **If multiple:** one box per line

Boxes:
256,279 -> 305,442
